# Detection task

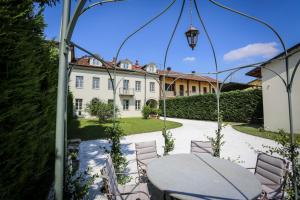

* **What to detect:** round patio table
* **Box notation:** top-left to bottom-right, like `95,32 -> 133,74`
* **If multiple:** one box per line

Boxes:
147,154 -> 262,200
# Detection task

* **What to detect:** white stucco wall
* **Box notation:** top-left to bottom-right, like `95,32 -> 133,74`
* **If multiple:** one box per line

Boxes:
262,50 -> 300,133
69,66 -> 160,118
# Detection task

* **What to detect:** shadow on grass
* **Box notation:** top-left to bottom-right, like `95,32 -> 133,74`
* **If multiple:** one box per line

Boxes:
68,118 -> 109,141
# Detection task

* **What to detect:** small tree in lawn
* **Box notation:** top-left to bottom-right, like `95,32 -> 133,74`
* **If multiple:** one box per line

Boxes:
86,98 -> 117,122
142,105 -> 152,119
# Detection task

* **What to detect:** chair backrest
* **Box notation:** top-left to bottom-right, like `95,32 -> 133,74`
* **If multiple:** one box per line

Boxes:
191,140 -> 213,155
103,155 -> 119,199
255,153 -> 287,185
135,141 -> 158,162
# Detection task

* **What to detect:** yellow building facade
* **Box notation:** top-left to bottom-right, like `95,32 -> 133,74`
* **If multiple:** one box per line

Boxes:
159,72 -> 218,99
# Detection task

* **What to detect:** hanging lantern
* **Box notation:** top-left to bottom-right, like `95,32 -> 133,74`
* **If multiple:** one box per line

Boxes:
185,26 -> 199,50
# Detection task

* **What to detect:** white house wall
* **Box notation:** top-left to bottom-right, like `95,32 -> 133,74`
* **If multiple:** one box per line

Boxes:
69,67 -> 160,118
262,50 -> 300,133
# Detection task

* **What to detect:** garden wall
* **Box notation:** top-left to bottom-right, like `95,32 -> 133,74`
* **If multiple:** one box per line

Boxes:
159,89 -> 263,123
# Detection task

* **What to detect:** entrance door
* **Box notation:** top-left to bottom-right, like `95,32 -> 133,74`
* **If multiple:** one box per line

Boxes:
179,85 -> 184,96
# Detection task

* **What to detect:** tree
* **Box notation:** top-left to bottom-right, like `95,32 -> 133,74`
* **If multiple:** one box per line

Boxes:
0,0 -> 59,199
86,98 -> 118,122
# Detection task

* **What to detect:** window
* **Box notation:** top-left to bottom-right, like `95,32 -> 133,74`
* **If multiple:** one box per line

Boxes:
203,87 -> 207,94
90,58 -> 101,66
123,99 -> 129,111
108,99 -> 113,105
92,77 -> 100,89
108,79 -> 114,90
212,88 -> 215,93
192,86 -> 196,93
165,83 -> 175,91
76,76 -> 83,88
135,81 -> 141,91
150,82 -> 155,92
121,62 -> 131,69
75,99 -> 83,115
123,80 -> 129,90
135,100 -> 141,110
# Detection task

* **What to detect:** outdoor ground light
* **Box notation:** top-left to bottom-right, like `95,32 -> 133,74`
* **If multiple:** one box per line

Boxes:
185,26 -> 199,50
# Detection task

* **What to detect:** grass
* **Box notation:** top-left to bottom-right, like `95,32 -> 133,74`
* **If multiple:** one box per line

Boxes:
68,117 -> 182,141
232,123 -> 300,142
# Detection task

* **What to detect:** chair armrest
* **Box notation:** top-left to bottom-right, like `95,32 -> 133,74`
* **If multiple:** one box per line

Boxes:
115,171 -> 139,175
119,190 -> 150,199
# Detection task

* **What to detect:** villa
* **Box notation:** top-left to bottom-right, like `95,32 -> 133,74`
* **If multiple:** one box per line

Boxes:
69,56 -> 217,117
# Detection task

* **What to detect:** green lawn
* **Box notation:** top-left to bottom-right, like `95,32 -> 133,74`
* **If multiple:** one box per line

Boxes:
68,117 -> 182,141
232,123 -> 300,142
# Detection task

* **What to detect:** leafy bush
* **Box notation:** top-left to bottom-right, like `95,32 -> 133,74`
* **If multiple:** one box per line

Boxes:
160,89 -> 263,123
64,166 -> 98,200
105,124 -> 130,184
142,105 -> 161,119
162,129 -> 175,155
86,98 -> 118,122
142,105 -> 152,119
265,130 -> 300,199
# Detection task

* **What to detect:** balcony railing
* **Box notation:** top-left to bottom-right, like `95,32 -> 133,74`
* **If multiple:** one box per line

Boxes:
119,88 -> 135,96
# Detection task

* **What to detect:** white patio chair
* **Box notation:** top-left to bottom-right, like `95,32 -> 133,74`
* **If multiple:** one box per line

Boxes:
102,155 -> 150,200
190,140 -> 214,156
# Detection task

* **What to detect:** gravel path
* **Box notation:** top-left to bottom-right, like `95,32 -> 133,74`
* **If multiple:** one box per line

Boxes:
79,118 -> 278,199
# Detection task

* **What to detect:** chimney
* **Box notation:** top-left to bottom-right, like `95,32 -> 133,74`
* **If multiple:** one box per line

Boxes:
135,60 -> 139,65
112,57 -> 117,64
167,67 -> 172,71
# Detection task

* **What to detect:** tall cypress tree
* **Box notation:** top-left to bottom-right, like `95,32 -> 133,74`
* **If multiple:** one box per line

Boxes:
0,0 -> 59,199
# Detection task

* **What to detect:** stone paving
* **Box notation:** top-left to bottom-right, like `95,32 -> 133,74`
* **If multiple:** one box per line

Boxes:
79,118 -> 278,199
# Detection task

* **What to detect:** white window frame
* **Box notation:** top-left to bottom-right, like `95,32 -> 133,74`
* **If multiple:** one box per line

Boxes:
135,100 -> 141,110
123,79 -> 129,90
75,76 -> 83,88
92,77 -> 100,89
135,81 -> 141,92
75,99 -> 83,115
150,82 -> 155,92
123,99 -> 129,111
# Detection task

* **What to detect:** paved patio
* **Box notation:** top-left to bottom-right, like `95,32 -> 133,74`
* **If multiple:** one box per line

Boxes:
79,118 -> 278,199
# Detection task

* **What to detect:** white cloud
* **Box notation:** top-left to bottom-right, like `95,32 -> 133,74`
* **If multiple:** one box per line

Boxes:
223,42 -> 279,61
183,56 -> 196,62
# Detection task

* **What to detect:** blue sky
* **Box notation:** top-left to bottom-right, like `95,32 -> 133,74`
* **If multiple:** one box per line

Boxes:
43,0 -> 300,82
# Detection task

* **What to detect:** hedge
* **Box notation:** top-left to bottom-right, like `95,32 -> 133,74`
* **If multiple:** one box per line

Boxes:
159,89 -> 263,123
0,1 -> 59,199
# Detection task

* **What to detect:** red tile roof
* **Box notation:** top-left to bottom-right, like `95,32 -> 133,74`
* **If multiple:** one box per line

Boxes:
158,70 -> 218,83
72,56 -> 218,83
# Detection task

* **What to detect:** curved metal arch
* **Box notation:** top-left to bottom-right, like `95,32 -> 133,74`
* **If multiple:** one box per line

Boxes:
114,0 -> 177,65
219,68 -> 242,92
194,0 -> 221,131
261,66 -> 287,87
68,41 -> 115,87
80,0 -> 126,16
219,65 -> 288,92
207,0 -> 287,57
290,58 -> 300,90
162,0 -> 186,129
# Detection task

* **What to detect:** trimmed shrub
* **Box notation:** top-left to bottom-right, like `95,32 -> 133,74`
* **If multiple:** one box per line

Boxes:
159,89 -> 263,123
0,1 -> 59,199
142,105 -> 152,119
85,99 -> 118,122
